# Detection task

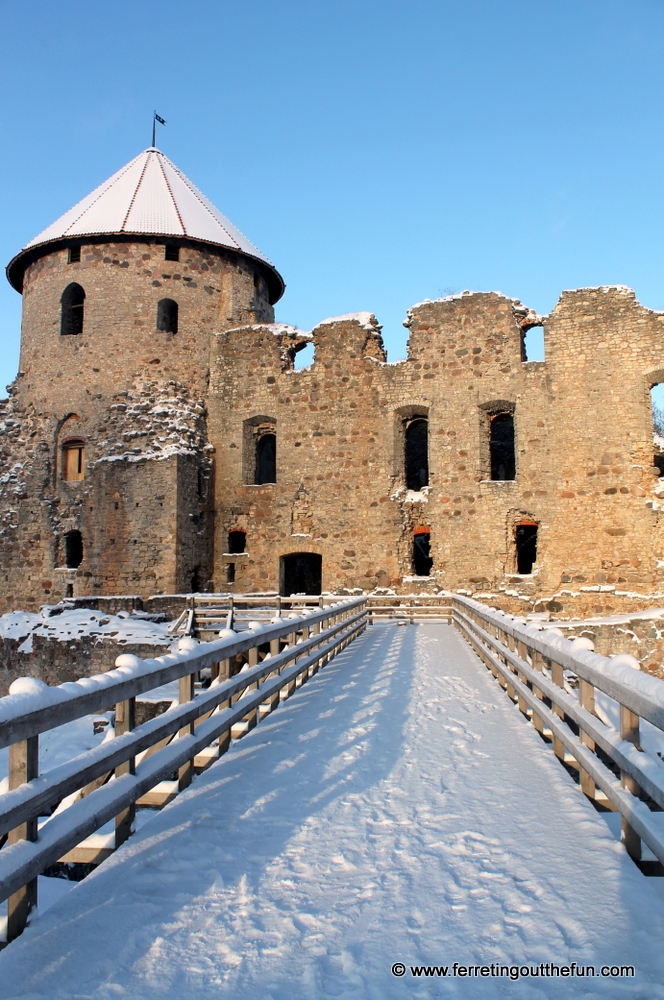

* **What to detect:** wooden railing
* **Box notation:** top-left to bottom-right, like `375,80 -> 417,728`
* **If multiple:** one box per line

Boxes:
0,597 -> 366,942
366,594 -> 452,623
452,595 -> 664,871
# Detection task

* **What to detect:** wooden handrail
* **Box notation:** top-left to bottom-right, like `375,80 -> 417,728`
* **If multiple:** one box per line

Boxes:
0,597 -> 367,942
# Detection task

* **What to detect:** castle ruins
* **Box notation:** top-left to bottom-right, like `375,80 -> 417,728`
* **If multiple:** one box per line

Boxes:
2,147 -> 664,613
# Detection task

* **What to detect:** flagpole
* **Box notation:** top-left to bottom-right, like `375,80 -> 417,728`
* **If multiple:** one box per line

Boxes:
152,112 -> 156,149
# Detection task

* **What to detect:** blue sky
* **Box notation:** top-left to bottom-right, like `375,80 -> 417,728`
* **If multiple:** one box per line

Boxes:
1,0 -> 664,392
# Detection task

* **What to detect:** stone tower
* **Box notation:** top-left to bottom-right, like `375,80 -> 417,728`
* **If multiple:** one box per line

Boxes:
1,148 -> 284,608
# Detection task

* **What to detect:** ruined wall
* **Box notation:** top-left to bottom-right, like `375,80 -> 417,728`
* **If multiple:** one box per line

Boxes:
0,377 -> 213,607
209,288 -> 664,598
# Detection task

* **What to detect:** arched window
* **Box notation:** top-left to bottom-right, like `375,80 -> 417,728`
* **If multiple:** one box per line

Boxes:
61,283 -> 85,336
256,433 -> 276,484
490,413 -> 516,480
64,530 -> 83,568
405,417 -> 429,490
157,298 -> 178,334
62,439 -> 85,481
228,530 -> 246,553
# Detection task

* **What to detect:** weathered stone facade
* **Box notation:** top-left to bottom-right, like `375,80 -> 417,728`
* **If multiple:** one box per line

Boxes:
3,152 -> 664,610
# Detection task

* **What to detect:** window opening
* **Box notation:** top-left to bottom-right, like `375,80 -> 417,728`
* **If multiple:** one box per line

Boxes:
490,413 -> 515,480
227,563 -> 236,584
228,530 -> 246,554
164,245 -> 180,261
190,567 -> 200,593
68,246 -> 81,263
60,283 -> 85,336
515,522 -> 538,574
522,325 -> 545,362
405,417 -> 429,490
63,441 -> 85,481
413,528 -> 433,577
64,530 -> 83,569
65,584 -> 74,598
280,553 -> 322,596
651,384 -> 664,473
293,342 -> 314,369
256,432 -> 276,484
157,298 -> 178,334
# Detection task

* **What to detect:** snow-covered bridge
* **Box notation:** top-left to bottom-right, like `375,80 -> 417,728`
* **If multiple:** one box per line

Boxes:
2,603 -> 664,998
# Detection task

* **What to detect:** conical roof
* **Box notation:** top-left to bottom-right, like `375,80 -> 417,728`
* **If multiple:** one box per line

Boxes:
7,148 -> 284,300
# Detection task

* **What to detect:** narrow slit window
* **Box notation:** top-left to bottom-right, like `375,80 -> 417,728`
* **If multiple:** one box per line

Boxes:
64,530 -> 83,569
228,530 -> 246,553
165,245 -> 180,261
490,413 -> 516,480
63,441 -> 85,481
60,283 -> 85,336
256,433 -> 276,484
227,563 -> 236,584
405,417 -> 429,490
157,298 -> 178,334
515,522 -> 538,574
413,529 -> 433,577
68,246 -> 81,263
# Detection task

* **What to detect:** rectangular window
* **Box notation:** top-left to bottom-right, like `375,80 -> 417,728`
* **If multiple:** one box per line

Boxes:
165,245 -> 180,261
68,247 -> 81,263
64,445 -> 85,481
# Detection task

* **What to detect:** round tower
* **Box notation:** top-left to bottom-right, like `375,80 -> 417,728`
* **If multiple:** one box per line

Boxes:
6,147 -> 285,405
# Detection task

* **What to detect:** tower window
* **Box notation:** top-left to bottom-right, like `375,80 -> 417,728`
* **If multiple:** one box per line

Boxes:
228,530 -> 246,554
60,283 -> 85,336
405,417 -> 429,490
256,433 -> 276,484
68,247 -> 81,263
64,530 -> 83,569
490,413 -> 516,480
157,298 -> 178,334
515,522 -> 538,574
413,528 -> 433,577
63,440 -> 85,481
227,563 -> 236,584
165,245 -> 179,262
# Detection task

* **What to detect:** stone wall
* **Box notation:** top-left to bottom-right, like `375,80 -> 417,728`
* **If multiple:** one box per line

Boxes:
209,288 -> 664,598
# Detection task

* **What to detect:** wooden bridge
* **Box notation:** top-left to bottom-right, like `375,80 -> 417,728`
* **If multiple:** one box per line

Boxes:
2,592 -> 664,959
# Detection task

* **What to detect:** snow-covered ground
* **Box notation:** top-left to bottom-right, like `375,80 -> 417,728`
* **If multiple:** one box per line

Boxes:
0,605 -> 172,652
2,624 -> 664,998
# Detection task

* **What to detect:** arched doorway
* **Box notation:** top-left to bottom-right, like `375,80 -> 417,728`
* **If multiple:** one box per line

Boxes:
280,553 -> 322,596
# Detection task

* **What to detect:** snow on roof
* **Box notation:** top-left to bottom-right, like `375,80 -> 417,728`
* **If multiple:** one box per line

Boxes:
21,148 -> 274,266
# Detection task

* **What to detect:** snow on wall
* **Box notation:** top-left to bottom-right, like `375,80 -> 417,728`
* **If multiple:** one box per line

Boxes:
95,379 -> 208,464
0,605 -> 172,650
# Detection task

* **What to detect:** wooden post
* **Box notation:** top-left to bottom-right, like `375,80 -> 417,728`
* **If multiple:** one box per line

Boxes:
516,639 -> 528,715
284,631 -> 297,697
620,705 -> 642,861
243,645 -> 259,730
7,736 -> 38,942
578,679 -> 596,799
530,649 -> 545,734
550,659 -> 565,760
114,697 -> 136,846
217,658 -> 231,755
178,674 -> 195,791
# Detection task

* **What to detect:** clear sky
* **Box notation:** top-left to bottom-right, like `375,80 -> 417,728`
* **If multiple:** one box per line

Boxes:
1,0 -> 664,393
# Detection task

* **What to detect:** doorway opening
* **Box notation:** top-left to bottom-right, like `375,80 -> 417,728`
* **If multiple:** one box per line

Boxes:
280,552 -> 322,596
